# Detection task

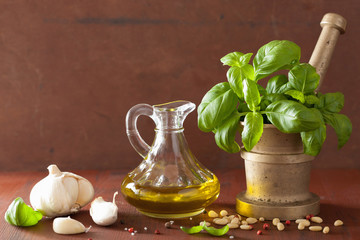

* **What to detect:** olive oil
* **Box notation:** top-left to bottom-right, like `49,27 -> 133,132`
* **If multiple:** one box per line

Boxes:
121,174 -> 220,218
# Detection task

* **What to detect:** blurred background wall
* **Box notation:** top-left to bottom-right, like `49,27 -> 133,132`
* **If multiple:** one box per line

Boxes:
0,0 -> 358,171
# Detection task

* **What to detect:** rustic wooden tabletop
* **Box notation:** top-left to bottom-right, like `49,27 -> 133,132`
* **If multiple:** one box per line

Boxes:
0,168 -> 359,240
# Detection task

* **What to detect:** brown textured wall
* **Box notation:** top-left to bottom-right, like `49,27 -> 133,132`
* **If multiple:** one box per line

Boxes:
0,0 -> 359,171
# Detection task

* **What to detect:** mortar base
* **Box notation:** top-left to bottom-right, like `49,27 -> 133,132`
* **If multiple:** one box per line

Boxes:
236,192 -> 320,220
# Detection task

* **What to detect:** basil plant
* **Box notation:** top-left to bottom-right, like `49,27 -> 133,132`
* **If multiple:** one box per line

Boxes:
198,40 -> 352,156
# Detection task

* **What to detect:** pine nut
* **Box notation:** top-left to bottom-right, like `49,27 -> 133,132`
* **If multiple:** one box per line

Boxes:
236,215 -> 242,221
334,220 -> 343,226
199,221 -> 211,227
227,223 -> 239,229
259,217 -> 265,222
246,217 -> 258,224
295,219 -> 307,224
213,218 -> 228,225
241,220 -> 248,225
298,222 -> 305,230
222,216 -> 232,223
240,224 -> 252,230
310,216 -> 323,223
220,210 -> 228,217
323,226 -> 330,234
296,219 -> 310,226
309,226 -> 322,231
231,218 -> 240,225
208,210 -> 218,218
228,215 -> 235,220
272,218 -> 280,226
277,222 -> 285,231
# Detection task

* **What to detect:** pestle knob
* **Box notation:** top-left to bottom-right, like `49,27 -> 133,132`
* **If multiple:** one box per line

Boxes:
309,13 -> 347,90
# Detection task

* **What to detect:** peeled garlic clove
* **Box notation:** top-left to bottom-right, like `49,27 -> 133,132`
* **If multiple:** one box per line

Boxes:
30,164 -> 94,217
53,216 -> 91,234
90,191 -> 118,226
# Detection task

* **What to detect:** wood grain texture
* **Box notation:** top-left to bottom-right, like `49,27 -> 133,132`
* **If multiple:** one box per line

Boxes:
0,169 -> 359,239
0,0 -> 359,171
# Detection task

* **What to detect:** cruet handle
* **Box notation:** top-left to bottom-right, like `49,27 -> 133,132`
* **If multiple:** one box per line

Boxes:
125,104 -> 153,159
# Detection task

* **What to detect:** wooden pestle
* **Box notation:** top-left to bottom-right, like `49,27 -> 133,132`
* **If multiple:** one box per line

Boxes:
309,13 -> 346,90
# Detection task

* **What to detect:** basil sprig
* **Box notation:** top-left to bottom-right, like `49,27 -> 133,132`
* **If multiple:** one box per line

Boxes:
4,197 -> 43,227
180,222 -> 229,236
198,40 -> 352,156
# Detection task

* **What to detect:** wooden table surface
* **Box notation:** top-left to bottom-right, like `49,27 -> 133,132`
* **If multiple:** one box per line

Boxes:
1,168 -> 359,240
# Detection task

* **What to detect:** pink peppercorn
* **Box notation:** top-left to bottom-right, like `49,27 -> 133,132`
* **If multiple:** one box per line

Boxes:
155,229 -> 160,234
263,223 -> 270,230
257,230 -> 262,235
249,225 -> 254,230
285,220 -> 291,225
128,227 -> 134,233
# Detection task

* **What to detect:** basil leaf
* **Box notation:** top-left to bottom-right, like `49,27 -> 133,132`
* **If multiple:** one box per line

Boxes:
257,83 -> 267,96
180,225 -> 204,234
323,113 -> 352,148
238,102 -> 250,113
221,52 -> 252,67
278,82 -> 293,94
288,63 -> 319,94
214,111 -> 241,153
265,100 -> 321,133
243,79 -> 261,111
316,92 -> 344,113
203,224 -> 229,236
253,40 -> 301,81
285,90 -> 305,103
305,95 -> 320,105
198,82 -> 238,132
266,75 -> 288,94
226,67 -> 244,99
260,93 -> 287,111
242,112 -> 264,151
301,124 -> 326,156
4,197 -> 43,227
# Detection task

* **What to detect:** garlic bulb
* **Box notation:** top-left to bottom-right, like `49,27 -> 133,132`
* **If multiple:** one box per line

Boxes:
90,191 -> 118,226
30,164 -> 94,217
53,216 -> 91,234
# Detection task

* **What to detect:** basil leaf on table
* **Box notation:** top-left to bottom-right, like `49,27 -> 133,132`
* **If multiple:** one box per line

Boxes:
242,112 -> 264,151
285,90 -> 305,103
288,63 -> 319,94
180,225 -> 204,234
203,224 -> 229,236
323,113 -> 352,148
316,92 -> 344,113
4,197 -> 43,227
243,78 -> 261,111
265,100 -> 321,133
198,82 -> 238,132
266,75 -> 288,94
253,40 -> 301,81
214,111 -> 242,153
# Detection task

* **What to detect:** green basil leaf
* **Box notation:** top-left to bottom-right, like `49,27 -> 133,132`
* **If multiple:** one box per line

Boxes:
198,82 -> 238,132
203,224 -> 229,236
260,93 -> 287,111
238,102 -> 250,113
215,111 -> 241,153
288,63 -> 319,94
242,112 -> 264,151
221,52 -> 253,67
266,75 -> 288,94
180,225 -> 204,234
278,82 -> 293,94
4,197 -> 43,227
243,79 -> 261,111
253,40 -> 301,81
301,124 -> 326,156
316,92 -> 344,113
226,66 -> 244,99
323,113 -> 352,148
305,95 -> 320,105
265,100 -> 321,133
257,83 -> 267,96
285,90 -> 305,103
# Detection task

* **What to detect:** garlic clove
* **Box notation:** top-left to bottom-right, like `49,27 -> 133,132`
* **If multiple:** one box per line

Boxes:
30,164 -> 95,217
90,191 -> 118,226
53,216 -> 91,234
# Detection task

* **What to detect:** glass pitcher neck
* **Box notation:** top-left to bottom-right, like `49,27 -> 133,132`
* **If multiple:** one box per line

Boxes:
152,100 -> 195,130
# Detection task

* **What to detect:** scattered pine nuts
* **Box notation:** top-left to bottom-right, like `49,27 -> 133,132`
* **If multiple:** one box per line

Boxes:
334,220 -> 343,226
228,215 -> 235,220
213,218 -> 228,225
296,219 -> 310,227
231,217 -> 240,225
272,218 -> 280,226
298,222 -> 305,230
323,226 -> 330,234
246,217 -> 258,224
227,223 -> 239,229
309,226 -> 322,232
241,220 -> 248,225
200,221 -> 211,227
295,219 -> 306,224
208,210 -> 218,218
240,224 -> 253,230
259,217 -> 265,222
220,210 -> 228,217
310,216 -> 323,224
277,222 -> 285,231
236,215 -> 242,221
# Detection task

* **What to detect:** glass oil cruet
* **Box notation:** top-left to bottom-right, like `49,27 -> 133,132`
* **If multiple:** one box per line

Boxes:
121,100 -> 220,218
